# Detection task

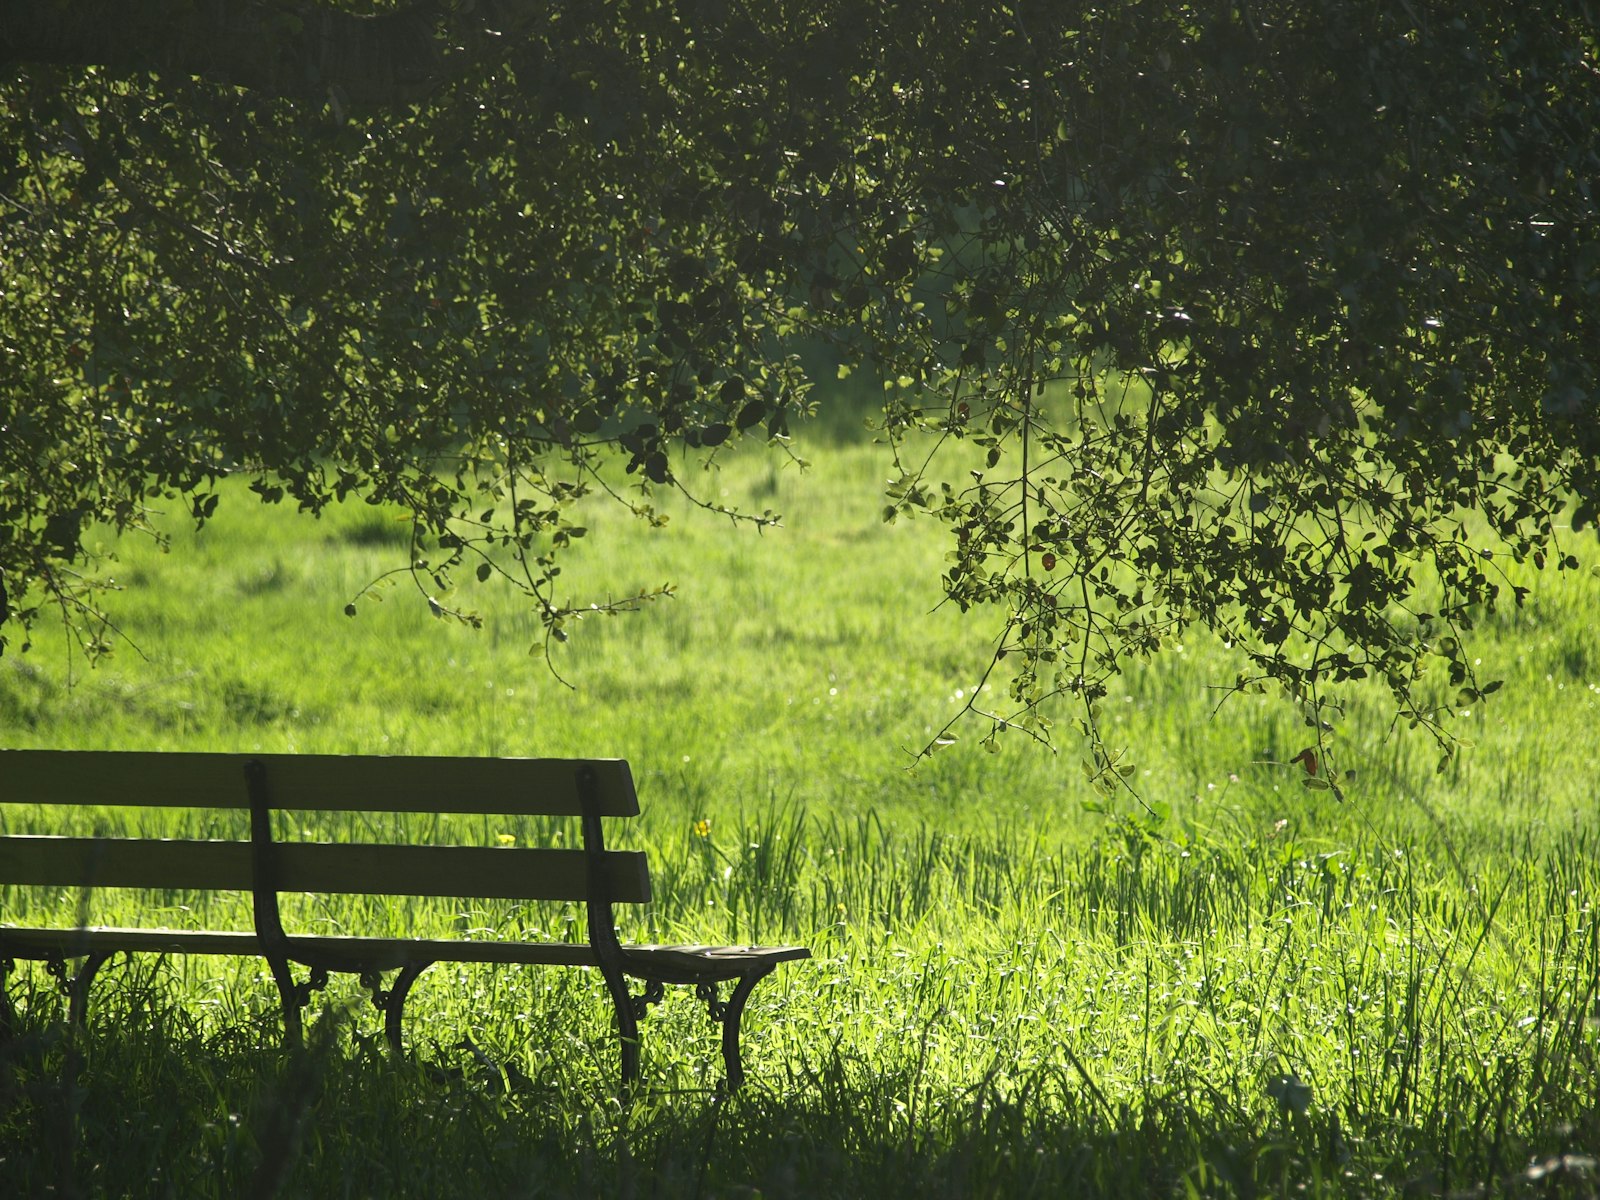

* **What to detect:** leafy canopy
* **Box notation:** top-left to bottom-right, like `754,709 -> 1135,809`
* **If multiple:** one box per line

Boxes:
3,0 -> 1597,782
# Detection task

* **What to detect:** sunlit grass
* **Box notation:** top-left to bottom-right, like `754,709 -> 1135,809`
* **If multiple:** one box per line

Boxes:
2,431 -> 1598,1197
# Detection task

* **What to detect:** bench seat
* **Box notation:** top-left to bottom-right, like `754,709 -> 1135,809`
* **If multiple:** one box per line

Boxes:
0,926 -> 809,975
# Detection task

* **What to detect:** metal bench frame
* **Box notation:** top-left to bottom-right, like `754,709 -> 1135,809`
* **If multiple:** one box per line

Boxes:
0,751 -> 809,1090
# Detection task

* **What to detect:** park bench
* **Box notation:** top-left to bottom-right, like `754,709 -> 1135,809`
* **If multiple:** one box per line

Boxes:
0,750 -> 809,1090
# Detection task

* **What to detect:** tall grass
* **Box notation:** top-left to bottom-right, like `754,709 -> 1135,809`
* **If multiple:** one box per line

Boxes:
2,433 -> 1597,1197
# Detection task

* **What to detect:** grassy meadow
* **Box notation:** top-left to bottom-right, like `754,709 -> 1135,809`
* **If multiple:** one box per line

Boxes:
1,426 -> 1598,1197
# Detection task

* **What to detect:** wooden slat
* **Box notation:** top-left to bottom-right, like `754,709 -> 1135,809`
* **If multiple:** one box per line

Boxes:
0,927 -> 605,968
0,926 -> 264,957
0,836 -> 651,903
0,751 -> 639,817
277,843 -> 652,903
0,835 -> 248,891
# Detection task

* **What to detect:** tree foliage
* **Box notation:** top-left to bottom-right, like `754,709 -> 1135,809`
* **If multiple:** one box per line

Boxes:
3,0 -> 1597,779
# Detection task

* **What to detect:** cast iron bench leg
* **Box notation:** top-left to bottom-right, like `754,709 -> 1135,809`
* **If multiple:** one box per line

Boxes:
40,953 -> 114,1029
597,967 -> 643,1091
719,967 -> 774,1092
378,962 -> 431,1052
67,952 -> 113,1028
0,956 -> 13,1038
269,963 -> 330,1048
267,956 -> 303,1046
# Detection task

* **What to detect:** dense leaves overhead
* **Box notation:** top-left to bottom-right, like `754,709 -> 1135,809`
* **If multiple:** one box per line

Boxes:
3,0 -> 1597,776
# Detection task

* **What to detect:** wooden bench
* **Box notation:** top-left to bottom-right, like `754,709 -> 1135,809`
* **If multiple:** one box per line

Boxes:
0,750 -> 809,1090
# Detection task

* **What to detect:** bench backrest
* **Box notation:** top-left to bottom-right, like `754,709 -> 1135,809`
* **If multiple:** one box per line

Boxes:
0,750 -> 651,905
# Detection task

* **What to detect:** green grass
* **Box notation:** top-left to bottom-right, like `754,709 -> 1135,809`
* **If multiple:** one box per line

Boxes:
2,433 -> 1598,1197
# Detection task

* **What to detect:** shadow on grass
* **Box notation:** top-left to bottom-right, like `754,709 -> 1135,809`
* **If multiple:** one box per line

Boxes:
3,996 -> 1597,1200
